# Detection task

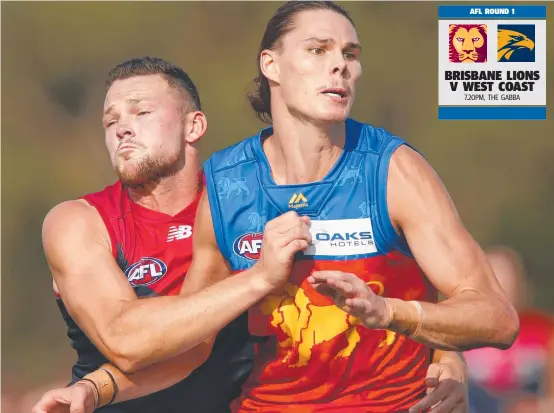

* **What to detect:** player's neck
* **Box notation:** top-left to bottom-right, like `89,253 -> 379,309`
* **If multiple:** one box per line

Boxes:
126,158 -> 202,216
264,116 -> 346,184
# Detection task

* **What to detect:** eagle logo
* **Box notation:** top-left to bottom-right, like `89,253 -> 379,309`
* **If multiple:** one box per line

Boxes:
497,25 -> 535,62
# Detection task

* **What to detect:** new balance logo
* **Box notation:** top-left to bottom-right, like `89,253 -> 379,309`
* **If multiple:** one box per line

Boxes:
167,225 -> 193,242
288,193 -> 308,209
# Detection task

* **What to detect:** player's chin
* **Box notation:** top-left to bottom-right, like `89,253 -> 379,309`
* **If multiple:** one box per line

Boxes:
116,165 -> 149,187
315,105 -> 351,123
320,110 -> 350,123
119,175 -> 149,188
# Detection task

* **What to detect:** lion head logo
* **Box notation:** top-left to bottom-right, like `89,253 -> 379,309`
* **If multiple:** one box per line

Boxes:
449,24 -> 487,63
258,279 -> 397,368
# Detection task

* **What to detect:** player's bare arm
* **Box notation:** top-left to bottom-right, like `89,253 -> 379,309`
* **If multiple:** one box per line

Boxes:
385,145 -> 518,350
42,199 -> 144,371
44,190 -> 311,373
310,144 -> 519,351
34,191 -> 230,412
31,345 -> 210,413
33,251 -> 227,413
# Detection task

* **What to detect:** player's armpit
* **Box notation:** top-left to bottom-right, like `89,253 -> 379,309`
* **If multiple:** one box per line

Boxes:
42,200 -> 140,370
385,145 -> 519,351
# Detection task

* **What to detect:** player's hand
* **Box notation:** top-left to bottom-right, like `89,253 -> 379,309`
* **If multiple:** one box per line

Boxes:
32,381 -> 97,413
254,211 -> 311,290
307,270 -> 391,329
409,361 -> 468,413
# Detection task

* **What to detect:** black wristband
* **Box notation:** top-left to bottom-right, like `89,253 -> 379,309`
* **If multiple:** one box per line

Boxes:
99,368 -> 119,405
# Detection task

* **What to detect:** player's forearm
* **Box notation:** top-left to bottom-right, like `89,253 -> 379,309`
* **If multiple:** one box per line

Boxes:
93,342 -> 211,406
386,291 -> 519,351
105,267 -> 270,372
110,361 -> 186,404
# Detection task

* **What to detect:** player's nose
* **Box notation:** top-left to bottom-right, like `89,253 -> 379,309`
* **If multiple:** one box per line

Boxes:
116,122 -> 136,140
330,58 -> 347,75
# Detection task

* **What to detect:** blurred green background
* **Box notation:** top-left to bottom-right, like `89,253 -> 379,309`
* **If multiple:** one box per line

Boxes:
2,1 -> 553,409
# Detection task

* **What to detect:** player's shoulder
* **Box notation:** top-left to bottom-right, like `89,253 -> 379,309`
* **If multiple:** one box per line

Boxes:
43,199 -> 101,233
42,196 -> 109,247
348,118 -> 409,155
42,198 -> 113,272
347,118 -> 423,168
204,134 -> 259,174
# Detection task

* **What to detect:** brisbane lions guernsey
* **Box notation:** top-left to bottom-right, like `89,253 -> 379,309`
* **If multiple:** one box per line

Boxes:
55,180 -> 253,413
203,118 -> 437,413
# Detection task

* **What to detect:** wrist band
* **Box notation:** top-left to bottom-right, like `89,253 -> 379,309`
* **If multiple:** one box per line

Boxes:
83,368 -> 116,407
99,367 -> 119,405
382,298 -> 394,329
408,300 -> 424,340
75,378 -> 99,410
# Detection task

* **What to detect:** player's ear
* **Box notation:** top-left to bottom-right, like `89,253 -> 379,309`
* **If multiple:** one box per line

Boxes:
184,111 -> 207,144
260,49 -> 280,84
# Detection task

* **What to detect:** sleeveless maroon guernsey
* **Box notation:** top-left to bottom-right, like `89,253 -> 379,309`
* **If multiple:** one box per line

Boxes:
55,180 -> 254,413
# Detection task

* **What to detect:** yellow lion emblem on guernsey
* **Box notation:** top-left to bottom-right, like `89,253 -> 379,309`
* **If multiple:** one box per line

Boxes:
260,281 -> 397,368
449,24 -> 488,63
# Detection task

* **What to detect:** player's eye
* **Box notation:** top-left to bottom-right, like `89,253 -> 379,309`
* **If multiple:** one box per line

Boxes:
343,52 -> 356,60
105,120 -> 116,128
137,111 -> 151,116
310,48 -> 325,55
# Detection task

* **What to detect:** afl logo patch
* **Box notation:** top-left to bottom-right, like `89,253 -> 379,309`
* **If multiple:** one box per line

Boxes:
125,257 -> 168,286
233,233 -> 263,261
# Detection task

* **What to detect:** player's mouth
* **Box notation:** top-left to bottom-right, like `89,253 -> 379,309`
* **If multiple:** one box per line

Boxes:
321,87 -> 349,103
118,143 -> 140,154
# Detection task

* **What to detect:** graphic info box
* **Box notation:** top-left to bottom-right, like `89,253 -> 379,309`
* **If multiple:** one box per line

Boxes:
438,5 -> 547,120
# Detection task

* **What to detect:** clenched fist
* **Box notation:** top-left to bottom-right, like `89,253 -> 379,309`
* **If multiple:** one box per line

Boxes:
254,211 -> 311,291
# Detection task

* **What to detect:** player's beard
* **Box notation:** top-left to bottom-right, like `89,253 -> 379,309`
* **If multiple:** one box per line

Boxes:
115,152 -> 181,188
